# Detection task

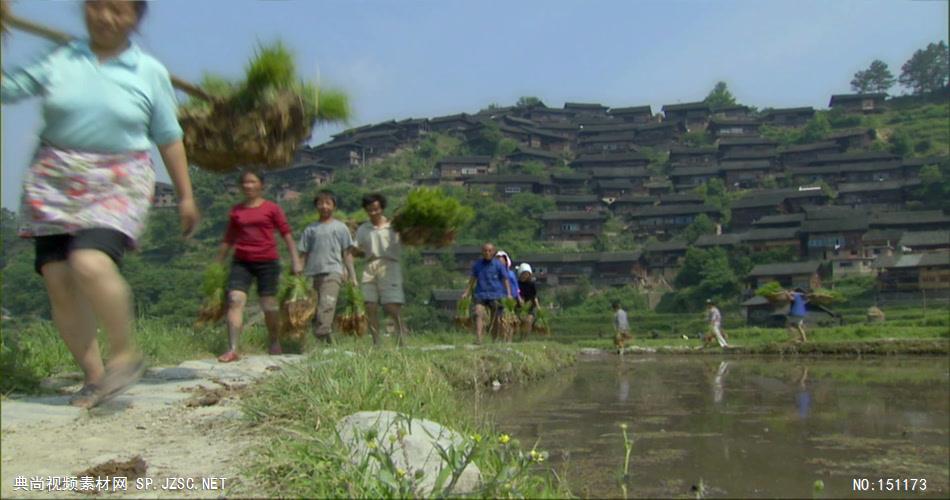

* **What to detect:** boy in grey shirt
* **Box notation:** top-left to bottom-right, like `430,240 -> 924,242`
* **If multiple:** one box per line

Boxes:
612,302 -> 632,350
298,191 -> 358,343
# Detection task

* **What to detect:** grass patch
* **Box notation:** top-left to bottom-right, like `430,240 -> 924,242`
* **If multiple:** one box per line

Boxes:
241,343 -> 575,498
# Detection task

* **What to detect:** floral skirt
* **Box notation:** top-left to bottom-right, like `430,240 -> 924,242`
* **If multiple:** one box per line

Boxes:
18,146 -> 155,247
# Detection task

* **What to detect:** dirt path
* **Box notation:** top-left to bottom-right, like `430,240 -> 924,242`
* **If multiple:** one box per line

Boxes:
1,355 -> 305,498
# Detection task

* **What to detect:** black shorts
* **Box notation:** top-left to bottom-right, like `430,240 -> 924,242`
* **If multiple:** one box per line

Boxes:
34,228 -> 129,275
228,260 -> 281,297
476,299 -> 502,313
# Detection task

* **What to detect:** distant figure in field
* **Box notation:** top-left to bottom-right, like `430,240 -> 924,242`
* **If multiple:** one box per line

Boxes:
353,193 -> 406,347
612,302 -> 632,351
460,242 -> 512,344
786,288 -> 808,343
705,299 -> 729,348
516,263 -> 541,339
216,170 -> 302,363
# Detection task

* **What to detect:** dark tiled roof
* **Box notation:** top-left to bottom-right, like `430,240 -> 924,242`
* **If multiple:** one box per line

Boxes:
708,117 -> 762,126
608,106 -> 652,115
659,193 -> 704,204
719,161 -> 775,171
871,210 -> 950,226
862,229 -> 904,243
554,195 -> 601,203
573,152 -> 649,164
669,146 -> 718,155
644,239 -> 689,252
802,205 -> 874,220
780,141 -> 840,153
825,128 -> 875,140
720,150 -> 778,161
899,231 -> 950,248
748,261 -> 821,277
564,102 -> 608,110
507,147 -> 561,160
662,101 -> 711,112
597,251 -> 643,262
612,195 -> 657,205
695,233 -> 745,247
670,165 -> 722,176
437,155 -> 492,165
800,217 -> 870,233
743,227 -> 800,241
430,113 -> 473,123
630,204 -> 719,218
762,106 -> 815,116
829,93 -> 887,105
551,172 -> 591,181
718,136 -> 778,146
753,213 -> 805,226
809,151 -> 899,165
577,132 -> 639,144
520,252 -> 601,263
539,211 -> 608,221
464,175 -> 547,184
837,179 -> 920,193
587,167 -> 651,178
873,251 -> 950,269
595,179 -> 637,189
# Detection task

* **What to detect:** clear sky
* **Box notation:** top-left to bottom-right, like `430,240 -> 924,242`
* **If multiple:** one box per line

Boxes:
2,0 -> 947,208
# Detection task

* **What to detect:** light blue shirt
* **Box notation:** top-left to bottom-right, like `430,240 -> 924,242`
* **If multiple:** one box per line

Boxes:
298,219 -> 355,276
2,40 -> 183,152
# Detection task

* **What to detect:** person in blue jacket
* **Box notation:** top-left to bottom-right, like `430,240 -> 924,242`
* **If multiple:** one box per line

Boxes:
460,242 -> 512,344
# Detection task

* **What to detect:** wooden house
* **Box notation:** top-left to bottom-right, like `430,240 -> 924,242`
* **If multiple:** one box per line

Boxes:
779,141 -> 844,166
829,93 -> 887,113
761,107 -> 815,127
752,213 -> 805,228
350,130 -> 402,159
531,121 -> 579,142
870,211 -> 950,232
564,102 -> 609,119
747,261 -> 824,290
742,227 -> 801,253
312,140 -> 363,167
730,190 -> 795,230
521,252 -> 600,286
861,229 -> 903,260
706,117 -> 762,138
522,126 -> 573,152
661,101 -> 712,129
429,113 -> 480,134
435,156 -> 492,183
521,105 -> 574,124
712,104 -> 752,119
626,204 -> 720,235
576,132 -> 640,154
720,161 -> 781,189
421,246 -> 483,271
607,105 -> 653,124
669,146 -> 718,165
430,289 -> 465,313
631,121 -> 686,146
717,136 -> 778,156
874,251 -> 950,292
644,177 -> 674,196
267,162 -> 336,194
807,151 -> 899,167
609,195 -> 657,215
695,233 -> 744,250
594,251 -> 647,287
594,179 -> 637,198
571,152 -> 650,169
642,239 -> 689,282
464,175 -> 548,198
554,194 -> 605,212
669,165 -> 722,191
658,192 -> 705,206
898,231 -> 950,253
800,215 -> 870,261
152,182 -> 176,208
836,179 -> 921,208
506,147 -> 562,167
395,118 -> 431,140
550,172 -> 591,195
540,212 -> 608,242
825,128 -> 876,150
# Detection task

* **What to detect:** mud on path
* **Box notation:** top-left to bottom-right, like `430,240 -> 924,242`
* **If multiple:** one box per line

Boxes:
1,355 -> 305,498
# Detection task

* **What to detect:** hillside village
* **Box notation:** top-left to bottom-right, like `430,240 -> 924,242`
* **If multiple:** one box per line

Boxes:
158,90 -> 949,320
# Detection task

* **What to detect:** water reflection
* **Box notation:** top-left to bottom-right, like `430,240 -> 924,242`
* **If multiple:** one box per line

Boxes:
484,355 -> 949,498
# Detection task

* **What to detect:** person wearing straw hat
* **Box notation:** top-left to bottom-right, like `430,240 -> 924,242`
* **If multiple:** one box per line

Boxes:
1,0 -> 199,408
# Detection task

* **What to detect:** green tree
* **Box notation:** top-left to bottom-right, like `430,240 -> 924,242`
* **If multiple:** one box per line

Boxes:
850,59 -> 896,93
704,81 -> 737,109
797,114 -> 831,144
889,130 -> 912,156
682,213 -> 715,244
899,41 -> 950,95
916,163 -> 950,210
467,122 -> 503,156
516,96 -> 543,108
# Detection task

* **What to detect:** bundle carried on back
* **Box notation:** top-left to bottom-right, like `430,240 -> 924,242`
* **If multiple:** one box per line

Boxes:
806,288 -> 843,307
179,42 -> 351,172
278,274 -> 316,340
755,282 -> 789,305
336,282 -> 367,336
392,188 -> 474,247
532,306 -> 551,336
196,263 -> 228,327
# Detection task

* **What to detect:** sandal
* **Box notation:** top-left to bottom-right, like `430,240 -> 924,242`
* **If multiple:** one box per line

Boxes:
85,358 -> 146,409
68,384 -> 99,407
217,351 -> 240,363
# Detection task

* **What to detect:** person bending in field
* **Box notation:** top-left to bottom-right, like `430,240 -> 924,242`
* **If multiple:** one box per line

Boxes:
460,242 -> 512,344
216,170 -> 302,363
352,193 -> 406,347
297,191 -> 358,344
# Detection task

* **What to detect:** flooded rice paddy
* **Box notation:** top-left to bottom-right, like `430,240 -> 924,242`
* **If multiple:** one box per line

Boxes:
484,355 -> 949,498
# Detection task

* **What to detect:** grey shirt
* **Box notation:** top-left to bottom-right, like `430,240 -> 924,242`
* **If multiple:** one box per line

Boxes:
297,218 -> 354,276
614,309 -> 630,332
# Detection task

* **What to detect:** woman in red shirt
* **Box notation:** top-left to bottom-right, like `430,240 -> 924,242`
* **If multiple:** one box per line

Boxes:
216,171 -> 302,362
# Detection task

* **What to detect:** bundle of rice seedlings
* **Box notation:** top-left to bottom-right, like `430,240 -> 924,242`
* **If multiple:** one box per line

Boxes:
755,282 -> 789,305
807,288 -> 843,306
179,42 -> 351,172
195,263 -> 228,327
453,296 -> 473,330
532,306 -> 551,336
497,297 -> 519,342
278,274 -> 316,340
391,188 -> 474,248
336,282 -> 367,337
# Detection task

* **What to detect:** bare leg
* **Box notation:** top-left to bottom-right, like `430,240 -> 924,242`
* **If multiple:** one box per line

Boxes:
365,302 -> 381,345
382,303 -> 405,347
260,296 -> 281,353
474,304 -> 487,344
225,290 -> 248,353
41,261 -> 104,386
797,323 -> 807,343
68,250 -> 137,368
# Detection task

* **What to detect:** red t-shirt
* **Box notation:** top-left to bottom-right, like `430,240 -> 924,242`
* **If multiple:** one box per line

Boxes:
224,200 -> 292,262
